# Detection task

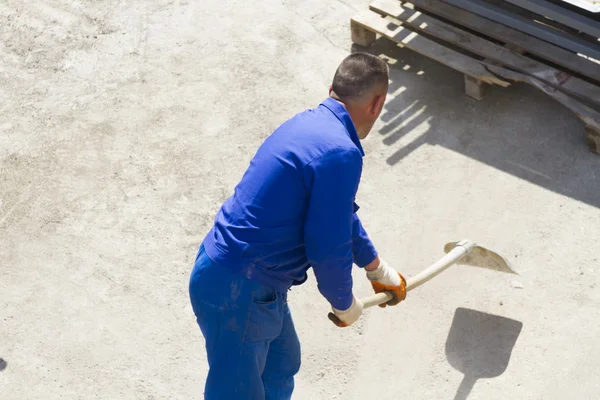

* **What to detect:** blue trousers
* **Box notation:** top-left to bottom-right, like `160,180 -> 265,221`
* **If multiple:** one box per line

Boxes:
189,244 -> 301,399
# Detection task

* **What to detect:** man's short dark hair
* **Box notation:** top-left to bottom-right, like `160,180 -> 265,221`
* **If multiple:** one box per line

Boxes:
331,53 -> 389,101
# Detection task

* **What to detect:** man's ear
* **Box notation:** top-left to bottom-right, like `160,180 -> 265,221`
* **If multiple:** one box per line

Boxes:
370,94 -> 385,116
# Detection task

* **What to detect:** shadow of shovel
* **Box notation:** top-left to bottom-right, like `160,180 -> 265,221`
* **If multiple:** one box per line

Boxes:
446,308 -> 523,400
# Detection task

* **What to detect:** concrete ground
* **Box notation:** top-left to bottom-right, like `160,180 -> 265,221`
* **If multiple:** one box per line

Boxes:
2,0 -> 600,399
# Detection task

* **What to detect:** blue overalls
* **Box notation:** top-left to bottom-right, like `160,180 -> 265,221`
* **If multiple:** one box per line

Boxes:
189,98 -> 378,399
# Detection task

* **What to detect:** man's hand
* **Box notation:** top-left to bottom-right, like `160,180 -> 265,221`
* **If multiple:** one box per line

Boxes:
330,296 -> 364,327
366,259 -> 407,308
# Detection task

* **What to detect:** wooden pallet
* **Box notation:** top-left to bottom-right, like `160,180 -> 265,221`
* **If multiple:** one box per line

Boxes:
351,0 -> 600,153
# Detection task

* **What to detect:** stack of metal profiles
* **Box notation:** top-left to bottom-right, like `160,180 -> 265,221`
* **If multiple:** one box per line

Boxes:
350,0 -> 600,153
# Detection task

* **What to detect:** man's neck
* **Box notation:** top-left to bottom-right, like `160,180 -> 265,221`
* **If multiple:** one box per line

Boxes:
328,94 -> 363,139
329,92 -> 346,107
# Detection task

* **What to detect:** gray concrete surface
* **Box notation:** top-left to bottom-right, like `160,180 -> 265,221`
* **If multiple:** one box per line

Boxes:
1,1 -> 600,399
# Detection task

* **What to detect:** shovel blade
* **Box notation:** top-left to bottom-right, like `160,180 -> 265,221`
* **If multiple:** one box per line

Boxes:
444,242 -> 517,275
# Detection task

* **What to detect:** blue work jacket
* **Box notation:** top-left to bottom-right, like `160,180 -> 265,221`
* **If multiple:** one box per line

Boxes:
202,97 -> 378,310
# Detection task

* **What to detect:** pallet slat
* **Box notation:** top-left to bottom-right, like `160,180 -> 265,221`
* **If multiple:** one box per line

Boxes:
350,13 -> 510,86
444,0 -> 600,60
370,0 -> 600,105
408,0 -> 600,84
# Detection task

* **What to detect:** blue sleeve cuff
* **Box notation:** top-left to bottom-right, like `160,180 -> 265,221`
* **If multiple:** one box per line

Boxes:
327,291 -> 354,311
354,245 -> 378,268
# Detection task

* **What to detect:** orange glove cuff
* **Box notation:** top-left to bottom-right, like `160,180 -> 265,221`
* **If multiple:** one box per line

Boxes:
370,272 -> 407,308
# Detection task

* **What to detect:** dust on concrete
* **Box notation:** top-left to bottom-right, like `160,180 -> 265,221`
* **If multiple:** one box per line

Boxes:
2,1 -> 600,399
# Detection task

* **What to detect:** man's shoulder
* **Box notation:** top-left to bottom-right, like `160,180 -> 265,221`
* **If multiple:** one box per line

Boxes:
276,103 -> 337,131
248,101 -> 361,175
306,144 -> 363,171
271,107 -> 357,153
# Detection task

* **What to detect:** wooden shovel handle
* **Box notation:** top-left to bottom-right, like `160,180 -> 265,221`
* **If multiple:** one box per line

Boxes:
327,240 -> 475,325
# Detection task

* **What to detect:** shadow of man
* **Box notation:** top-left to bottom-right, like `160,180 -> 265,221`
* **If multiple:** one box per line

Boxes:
0,358 -> 6,371
446,308 -> 523,400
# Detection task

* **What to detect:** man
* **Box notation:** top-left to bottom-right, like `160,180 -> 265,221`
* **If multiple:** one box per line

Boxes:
189,53 -> 407,399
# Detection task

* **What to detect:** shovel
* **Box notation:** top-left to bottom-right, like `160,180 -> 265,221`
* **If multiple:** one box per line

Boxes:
328,239 -> 516,324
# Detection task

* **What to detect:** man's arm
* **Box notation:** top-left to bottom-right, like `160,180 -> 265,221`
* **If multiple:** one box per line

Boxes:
352,204 -> 408,307
303,148 -> 363,311
351,208 -> 379,269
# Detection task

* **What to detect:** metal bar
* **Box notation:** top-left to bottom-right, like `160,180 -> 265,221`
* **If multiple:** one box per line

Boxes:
503,0 -> 600,37
444,0 -> 600,60
371,0 -> 600,104
409,0 -> 600,83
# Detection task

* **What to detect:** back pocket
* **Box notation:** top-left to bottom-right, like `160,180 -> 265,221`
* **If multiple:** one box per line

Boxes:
245,286 -> 282,343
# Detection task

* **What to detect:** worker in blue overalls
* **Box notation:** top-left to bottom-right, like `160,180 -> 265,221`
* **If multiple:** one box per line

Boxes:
189,53 -> 407,399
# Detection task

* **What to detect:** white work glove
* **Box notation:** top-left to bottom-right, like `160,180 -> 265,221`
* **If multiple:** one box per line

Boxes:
366,259 -> 407,308
329,295 -> 364,327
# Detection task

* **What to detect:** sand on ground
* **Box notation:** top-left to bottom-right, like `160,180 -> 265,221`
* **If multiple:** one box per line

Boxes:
2,1 -> 600,399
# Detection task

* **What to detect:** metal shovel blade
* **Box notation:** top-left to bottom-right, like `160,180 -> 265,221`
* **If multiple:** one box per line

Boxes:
444,242 -> 517,275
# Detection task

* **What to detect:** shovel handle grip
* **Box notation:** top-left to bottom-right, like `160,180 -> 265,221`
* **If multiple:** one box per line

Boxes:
326,292 -> 395,326
328,240 -> 475,325
327,312 -> 344,327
